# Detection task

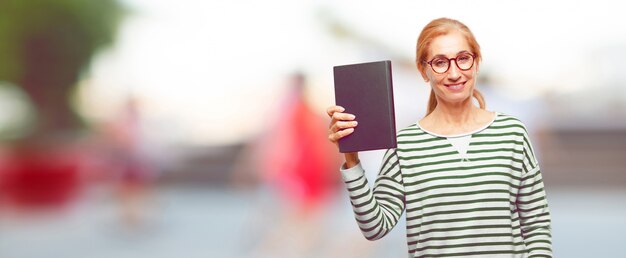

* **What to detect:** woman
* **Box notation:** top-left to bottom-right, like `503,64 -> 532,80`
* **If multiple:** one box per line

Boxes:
327,18 -> 552,257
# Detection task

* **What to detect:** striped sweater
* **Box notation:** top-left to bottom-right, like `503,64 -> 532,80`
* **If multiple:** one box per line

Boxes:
340,113 -> 552,257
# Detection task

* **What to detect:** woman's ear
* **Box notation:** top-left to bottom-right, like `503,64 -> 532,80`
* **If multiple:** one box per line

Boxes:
419,67 -> 429,83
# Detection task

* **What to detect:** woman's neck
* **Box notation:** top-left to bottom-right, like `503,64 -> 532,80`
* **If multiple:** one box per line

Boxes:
430,99 -> 478,126
419,97 -> 492,136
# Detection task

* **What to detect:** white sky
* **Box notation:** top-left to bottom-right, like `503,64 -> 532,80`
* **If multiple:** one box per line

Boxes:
76,0 -> 626,146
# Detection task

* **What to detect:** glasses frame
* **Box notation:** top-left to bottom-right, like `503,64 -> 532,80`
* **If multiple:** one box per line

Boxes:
426,53 -> 476,74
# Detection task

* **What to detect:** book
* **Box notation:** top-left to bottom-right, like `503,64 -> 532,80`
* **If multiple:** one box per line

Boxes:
333,60 -> 397,153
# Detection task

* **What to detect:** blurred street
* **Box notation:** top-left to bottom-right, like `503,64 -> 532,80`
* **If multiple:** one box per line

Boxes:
2,128 -> 626,258
1,186 -> 625,258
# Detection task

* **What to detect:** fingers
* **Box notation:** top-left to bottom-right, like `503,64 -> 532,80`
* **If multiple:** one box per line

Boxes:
327,106 -> 356,120
332,112 -> 356,122
326,105 -> 345,117
327,105 -> 357,144
328,127 -> 355,143
330,120 -> 358,132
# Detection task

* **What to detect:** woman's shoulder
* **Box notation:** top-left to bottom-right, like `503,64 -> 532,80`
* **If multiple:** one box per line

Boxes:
396,123 -> 424,138
491,111 -> 531,134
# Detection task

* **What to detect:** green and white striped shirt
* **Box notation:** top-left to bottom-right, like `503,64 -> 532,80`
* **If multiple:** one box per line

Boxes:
341,113 -> 552,257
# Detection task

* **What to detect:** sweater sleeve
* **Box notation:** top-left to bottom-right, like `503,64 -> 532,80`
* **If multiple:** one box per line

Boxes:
340,148 -> 406,241
516,131 -> 553,257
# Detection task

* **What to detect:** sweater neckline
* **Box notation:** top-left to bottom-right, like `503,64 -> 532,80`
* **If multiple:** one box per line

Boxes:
417,112 -> 498,138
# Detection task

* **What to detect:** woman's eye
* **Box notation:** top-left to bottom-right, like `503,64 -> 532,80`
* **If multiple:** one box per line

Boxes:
433,59 -> 448,67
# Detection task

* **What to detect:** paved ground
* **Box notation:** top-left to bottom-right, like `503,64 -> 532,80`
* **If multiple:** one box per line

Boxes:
1,185 -> 625,258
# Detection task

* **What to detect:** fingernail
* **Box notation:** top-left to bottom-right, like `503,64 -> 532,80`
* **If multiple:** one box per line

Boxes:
338,106 -> 345,112
353,121 -> 358,126
349,114 -> 356,119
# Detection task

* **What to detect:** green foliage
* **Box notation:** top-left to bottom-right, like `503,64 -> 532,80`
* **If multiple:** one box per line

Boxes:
0,0 -> 123,83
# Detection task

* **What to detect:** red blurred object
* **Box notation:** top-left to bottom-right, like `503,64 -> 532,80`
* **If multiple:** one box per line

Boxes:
1,147 -> 82,208
259,74 -> 340,210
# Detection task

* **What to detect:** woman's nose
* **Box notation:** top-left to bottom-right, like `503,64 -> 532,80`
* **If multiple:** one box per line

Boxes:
447,60 -> 462,79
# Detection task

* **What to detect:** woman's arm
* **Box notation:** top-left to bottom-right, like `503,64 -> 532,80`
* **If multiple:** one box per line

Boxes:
341,148 -> 406,240
517,131 -> 553,256
327,105 -> 405,240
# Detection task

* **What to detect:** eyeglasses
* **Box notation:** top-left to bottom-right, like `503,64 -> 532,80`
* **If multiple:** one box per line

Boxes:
426,52 -> 475,74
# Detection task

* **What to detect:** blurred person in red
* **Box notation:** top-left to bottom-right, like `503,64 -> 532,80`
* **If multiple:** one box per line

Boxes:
261,73 -> 340,210
235,72 -> 341,211
232,72 -> 341,255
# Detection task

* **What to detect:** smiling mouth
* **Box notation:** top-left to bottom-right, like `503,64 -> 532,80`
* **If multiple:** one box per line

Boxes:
444,81 -> 466,91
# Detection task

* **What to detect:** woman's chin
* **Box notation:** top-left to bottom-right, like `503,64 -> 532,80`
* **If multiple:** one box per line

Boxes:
441,94 -> 472,105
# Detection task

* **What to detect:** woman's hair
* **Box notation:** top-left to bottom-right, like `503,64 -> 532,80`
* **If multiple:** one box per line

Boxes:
416,18 -> 486,116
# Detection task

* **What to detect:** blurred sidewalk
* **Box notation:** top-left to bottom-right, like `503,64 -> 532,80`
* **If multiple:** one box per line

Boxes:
1,129 -> 625,258
1,185 -> 625,258
0,185 -> 405,258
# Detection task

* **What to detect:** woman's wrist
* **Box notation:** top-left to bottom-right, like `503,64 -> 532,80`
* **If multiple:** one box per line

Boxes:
344,153 -> 359,169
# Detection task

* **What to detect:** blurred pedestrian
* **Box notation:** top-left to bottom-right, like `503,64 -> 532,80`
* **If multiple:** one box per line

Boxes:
106,96 -> 156,229
234,73 -> 341,256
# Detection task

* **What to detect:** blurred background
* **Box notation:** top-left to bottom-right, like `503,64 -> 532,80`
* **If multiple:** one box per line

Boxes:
0,0 -> 625,257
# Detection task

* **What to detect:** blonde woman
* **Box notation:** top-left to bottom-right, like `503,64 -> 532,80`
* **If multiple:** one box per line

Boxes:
327,18 -> 552,257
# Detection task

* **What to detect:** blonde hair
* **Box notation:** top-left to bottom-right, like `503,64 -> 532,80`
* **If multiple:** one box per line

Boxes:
416,18 -> 486,116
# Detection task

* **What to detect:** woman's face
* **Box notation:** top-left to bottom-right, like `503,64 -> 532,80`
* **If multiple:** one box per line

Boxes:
425,31 -> 478,106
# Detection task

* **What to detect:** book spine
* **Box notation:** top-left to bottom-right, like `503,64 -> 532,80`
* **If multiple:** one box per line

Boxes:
385,61 -> 397,147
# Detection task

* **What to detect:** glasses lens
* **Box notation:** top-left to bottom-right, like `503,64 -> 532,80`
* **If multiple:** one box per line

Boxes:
456,53 -> 474,70
431,58 -> 449,73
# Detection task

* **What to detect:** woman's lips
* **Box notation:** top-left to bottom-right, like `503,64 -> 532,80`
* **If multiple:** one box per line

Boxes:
444,81 -> 466,91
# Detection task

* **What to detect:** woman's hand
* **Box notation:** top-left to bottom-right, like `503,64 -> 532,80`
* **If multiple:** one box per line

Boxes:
326,105 -> 359,168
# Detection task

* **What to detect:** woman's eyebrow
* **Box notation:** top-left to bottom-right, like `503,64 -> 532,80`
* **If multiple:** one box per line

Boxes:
431,50 -> 471,59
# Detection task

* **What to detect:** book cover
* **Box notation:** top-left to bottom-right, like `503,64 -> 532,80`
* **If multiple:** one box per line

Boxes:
333,60 -> 397,153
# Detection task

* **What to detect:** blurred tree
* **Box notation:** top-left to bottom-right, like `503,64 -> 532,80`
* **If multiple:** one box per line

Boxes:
0,0 -> 123,141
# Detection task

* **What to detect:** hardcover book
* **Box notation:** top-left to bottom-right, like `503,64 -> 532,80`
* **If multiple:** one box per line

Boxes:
333,60 -> 397,153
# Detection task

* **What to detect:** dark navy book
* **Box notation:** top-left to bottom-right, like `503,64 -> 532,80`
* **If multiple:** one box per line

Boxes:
333,60 -> 397,153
